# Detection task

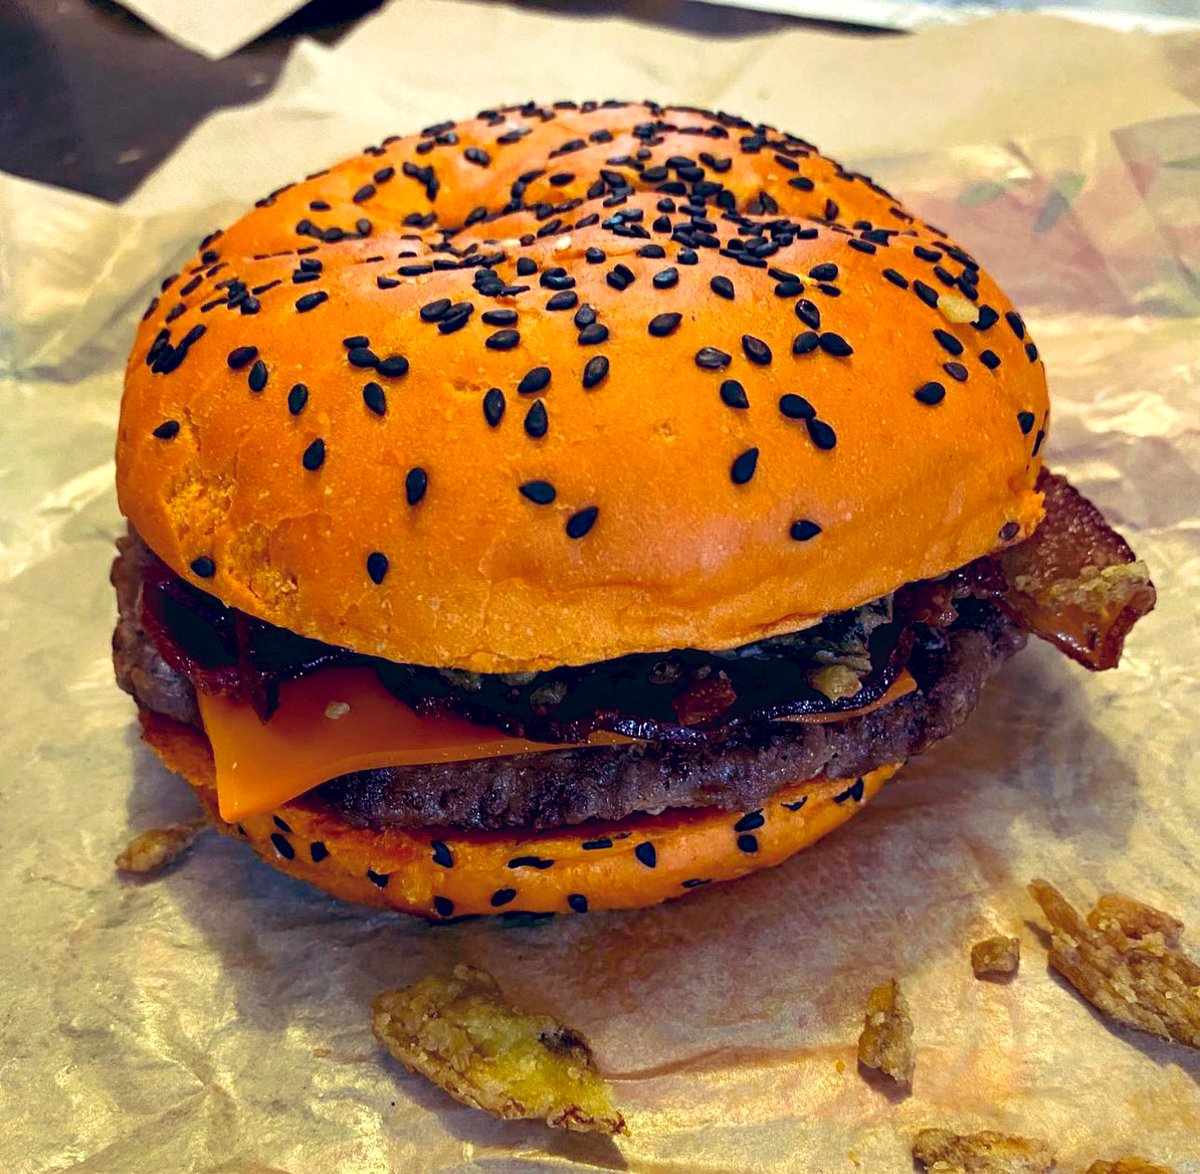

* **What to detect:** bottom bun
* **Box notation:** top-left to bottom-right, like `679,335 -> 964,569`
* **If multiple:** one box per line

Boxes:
140,708 -> 901,917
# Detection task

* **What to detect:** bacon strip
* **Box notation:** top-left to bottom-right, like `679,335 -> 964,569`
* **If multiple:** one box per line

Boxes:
997,470 -> 1155,670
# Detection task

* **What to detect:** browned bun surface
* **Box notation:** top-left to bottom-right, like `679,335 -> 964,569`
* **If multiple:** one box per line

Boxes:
117,102 -> 1048,673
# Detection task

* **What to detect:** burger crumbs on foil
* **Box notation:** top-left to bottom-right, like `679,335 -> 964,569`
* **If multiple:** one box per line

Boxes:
808,664 -> 863,702
856,978 -> 915,1085
1028,879 -> 1200,1049
972,935 -> 1021,978
1084,1160 -> 1177,1174
371,964 -> 626,1135
913,1127 -> 1054,1173
115,816 -> 209,875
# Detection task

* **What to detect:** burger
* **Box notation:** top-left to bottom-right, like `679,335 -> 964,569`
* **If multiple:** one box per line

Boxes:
112,101 -> 1155,919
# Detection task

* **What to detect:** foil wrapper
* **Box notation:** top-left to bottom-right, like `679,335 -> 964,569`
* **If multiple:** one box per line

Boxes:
0,4 -> 1196,1169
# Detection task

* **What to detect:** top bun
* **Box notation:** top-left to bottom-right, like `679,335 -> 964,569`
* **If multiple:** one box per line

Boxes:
117,101 -> 1048,673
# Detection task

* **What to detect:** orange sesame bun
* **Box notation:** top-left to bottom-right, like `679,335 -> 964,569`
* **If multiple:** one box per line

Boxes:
116,101 -> 1048,673
140,708 -> 899,917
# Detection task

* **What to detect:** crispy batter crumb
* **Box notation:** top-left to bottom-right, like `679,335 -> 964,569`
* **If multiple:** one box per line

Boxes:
1084,1160 -> 1176,1174
1029,879 -> 1200,1049
913,1127 -> 1054,1173
857,978 -> 914,1084
372,964 -> 626,1134
972,935 -> 1021,978
115,817 -> 208,874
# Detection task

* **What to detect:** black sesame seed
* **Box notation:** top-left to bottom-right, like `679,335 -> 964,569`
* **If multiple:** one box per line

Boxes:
465,146 -> 491,167
974,305 -> 999,331
818,332 -> 853,357
568,894 -> 589,914
566,505 -> 598,538
585,247 -> 606,264
634,842 -> 657,868
710,275 -> 735,300
582,837 -> 612,851
486,329 -> 520,350
520,480 -> 556,504
540,268 -> 575,291
152,419 -> 180,440
310,841 -> 329,863
681,878 -> 711,889
790,519 -> 821,541
1017,411 -> 1036,435
730,447 -> 759,485
516,257 -> 537,277
882,268 -> 909,289
981,349 -> 1001,370
577,323 -> 609,346
366,551 -> 389,584
377,355 -> 409,379
508,855 -> 554,870
420,298 -> 451,323
695,346 -> 730,370
913,280 -> 939,308
574,304 -> 597,328
483,387 -> 505,427
190,556 -> 215,578
288,383 -> 309,415
490,888 -> 516,907
720,379 -> 749,409
517,366 -> 551,395
433,896 -> 455,917
808,262 -> 838,281
779,393 -> 815,419
431,840 -> 454,868
677,248 -> 698,265
792,331 -> 820,355
302,438 -> 326,470
999,521 -> 1020,541
653,267 -> 679,289
482,309 -> 518,326
247,359 -> 269,392
788,176 -> 815,191
742,335 -> 772,365
524,400 -> 548,438
933,328 -> 964,356
362,382 -> 387,415
582,355 -> 609,389
1033,428 -> 1046,457
1025,341 -> 1039,362
649,312 -> 682,337
367,870 -> 390,888
848,239 -> 876,255
737,834 -> 759,854
943,361 -> 969,382
794,299 -> 821,330
438,304 -> 474,334
270,833 -> 295,860
546,290 -> 578,312
348,347 -> 379,369
226,345 -> 258,370
914,381 -> 946,405
405,466 -> 428,504
1005,310 -> 1026,340
295,290 -> 328,313
376,276 -> 399,290
352,183 -> 375,204
806,418 -> 837,450
637,243 -> 666,259
734,810 -> 765,832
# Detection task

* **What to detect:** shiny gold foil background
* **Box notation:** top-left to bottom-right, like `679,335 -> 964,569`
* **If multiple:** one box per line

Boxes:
0,4 -> 1196,1170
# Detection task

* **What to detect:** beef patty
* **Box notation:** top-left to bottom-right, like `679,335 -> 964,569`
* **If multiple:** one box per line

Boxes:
112,534 -> 1024,831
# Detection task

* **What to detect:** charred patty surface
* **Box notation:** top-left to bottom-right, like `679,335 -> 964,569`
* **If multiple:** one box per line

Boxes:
112,535 -> 1024,830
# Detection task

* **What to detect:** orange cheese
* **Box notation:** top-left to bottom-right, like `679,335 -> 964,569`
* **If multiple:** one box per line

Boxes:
198,666 -> 633,821
198,665 -> 917,822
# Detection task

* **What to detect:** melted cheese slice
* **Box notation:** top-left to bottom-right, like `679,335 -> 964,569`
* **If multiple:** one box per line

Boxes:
199,666 -> 633,821
199,665 -> 917,823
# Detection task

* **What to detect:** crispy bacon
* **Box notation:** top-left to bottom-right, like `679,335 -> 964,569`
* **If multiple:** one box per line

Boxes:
997,470 -> 1155,670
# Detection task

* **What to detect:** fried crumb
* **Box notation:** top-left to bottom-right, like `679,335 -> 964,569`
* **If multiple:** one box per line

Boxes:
913,1127 -> 1054,1172
857,978 -> 915,1085
972,935 -> 1021,978
1029,879 -> 1200,1048
115,817 -> 209,874
1084,1160 -> 1176,1173
371,964 -> 626,1134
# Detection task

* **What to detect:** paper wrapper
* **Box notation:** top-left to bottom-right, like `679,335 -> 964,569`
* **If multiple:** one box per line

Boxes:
1,3 -> 1197,1169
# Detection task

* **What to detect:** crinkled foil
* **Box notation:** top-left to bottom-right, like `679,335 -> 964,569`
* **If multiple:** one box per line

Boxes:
0,4 -> 1197,1170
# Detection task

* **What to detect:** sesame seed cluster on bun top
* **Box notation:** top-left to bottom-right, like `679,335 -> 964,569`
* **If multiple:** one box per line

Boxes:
116,101 -> 1048,674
